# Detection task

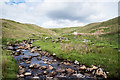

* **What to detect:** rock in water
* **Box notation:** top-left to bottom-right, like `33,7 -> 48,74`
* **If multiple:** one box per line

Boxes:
24,72 -> 32,76
41,66 -> 47,70
32,76 -> 40,79
66,68 -> 74,73
48,65 -> 54,70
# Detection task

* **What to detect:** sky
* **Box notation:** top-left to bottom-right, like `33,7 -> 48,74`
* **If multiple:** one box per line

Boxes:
0,0 -> 119,28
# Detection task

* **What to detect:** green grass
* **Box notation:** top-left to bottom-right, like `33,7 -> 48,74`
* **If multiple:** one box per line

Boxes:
33,33 -> 119,78
1,38 -> 23,79
1,19 -> 56,39
2,50 -> 18,79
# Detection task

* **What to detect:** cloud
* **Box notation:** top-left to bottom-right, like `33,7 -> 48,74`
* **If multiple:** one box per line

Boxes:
0,0 -> 118,28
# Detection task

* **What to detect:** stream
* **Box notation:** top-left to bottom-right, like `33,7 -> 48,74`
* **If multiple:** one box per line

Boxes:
7,39 -> 107,80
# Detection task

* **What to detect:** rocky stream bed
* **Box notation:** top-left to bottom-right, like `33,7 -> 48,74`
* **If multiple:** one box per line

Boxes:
5,39 -> 108,80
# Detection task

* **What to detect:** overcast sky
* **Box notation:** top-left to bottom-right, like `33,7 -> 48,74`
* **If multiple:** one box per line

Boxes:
0,0 -> 119,28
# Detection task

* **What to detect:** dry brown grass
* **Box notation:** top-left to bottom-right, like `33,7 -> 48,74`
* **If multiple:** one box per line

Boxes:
60,43 -> 89,55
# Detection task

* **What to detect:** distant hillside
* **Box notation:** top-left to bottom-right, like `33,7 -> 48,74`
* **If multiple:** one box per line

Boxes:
0,19 -> 56,39
51,17 -> 118,35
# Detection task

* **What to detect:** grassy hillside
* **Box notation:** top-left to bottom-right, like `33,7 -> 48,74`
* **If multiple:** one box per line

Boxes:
1,19 -> 56,39
51,17 -> 118,35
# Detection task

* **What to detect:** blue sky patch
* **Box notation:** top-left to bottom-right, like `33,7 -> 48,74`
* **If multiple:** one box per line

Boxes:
5,0 -> 25,5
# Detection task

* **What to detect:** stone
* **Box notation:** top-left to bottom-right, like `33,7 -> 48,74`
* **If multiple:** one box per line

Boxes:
86,68 -> 93,72
19,74 -> 24,78
84,73 -> 91,76
17,46 -> 25,49
80,65 -> 86,70
41,66 -> 47,70
103,72 -> 107,78
56,69 -> 65,73
19,68 -> 25,74
18,66 -> 23,69
24,72 -> 32,76
32,76 -> 40,79
48,60 -> 52,64
43,71 -> 47,75
53,53 -> 56,56
53,59 -> 56,62
73,74 -> 84,78
37,48 -> 42,51
17,74 -> 20,78
65,68 -> 74,73
64,62 -> 70,66
48,71 -> 57,77
34,64 -> 40,69
26,61 -> 31,64
48,65 -> 54,70
46,77 -> 53,80
74,60 -> 79,65
30,48 -> 35,53
29,64 -> 34,68
95,68 -> 104,76
44,61 -> 47,64
92,65 -> 98,70
42,58 -> 48,61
